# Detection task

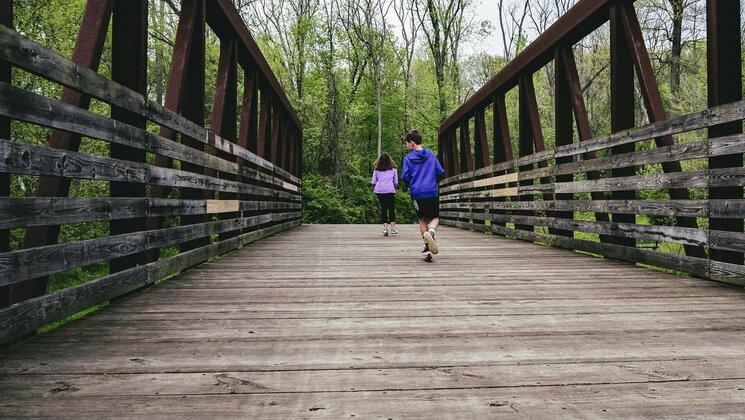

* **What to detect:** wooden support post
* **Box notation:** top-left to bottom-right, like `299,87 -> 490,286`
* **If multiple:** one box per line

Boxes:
609,1 -> 636,248
707,0 -> 743,266
15,0 -> 114,304
110,0 -> 147,273
0,0 -> 10,308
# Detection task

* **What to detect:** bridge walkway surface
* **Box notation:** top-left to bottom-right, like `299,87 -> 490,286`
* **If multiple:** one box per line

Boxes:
2,224 -> 745,417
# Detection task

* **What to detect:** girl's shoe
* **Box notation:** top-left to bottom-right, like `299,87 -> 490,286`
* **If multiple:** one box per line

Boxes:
383,228 -> 389,236
390,228 -> 398,235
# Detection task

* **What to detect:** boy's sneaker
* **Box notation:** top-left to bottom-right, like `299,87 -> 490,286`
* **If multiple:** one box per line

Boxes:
390,228 -> 398,235
383,228 -> 389,237
421,243 -> 430,254
423,230 -> 438,254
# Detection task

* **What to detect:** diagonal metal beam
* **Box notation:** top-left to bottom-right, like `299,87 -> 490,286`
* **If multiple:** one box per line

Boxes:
15,0 -> 115,304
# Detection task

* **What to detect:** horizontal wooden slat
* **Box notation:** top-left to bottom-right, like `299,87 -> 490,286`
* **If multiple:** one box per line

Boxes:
0,197 -> 300,229
0,212 -> 300,286
0,220 -> 301,343
554,167 -> 745,194
206,200 -> 240,214
443,219 -> 716,284
0,139 -> 300,201
0,24 -> 300,184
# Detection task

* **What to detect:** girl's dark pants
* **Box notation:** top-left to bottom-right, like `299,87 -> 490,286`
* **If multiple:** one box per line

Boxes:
376,193 -> 395,223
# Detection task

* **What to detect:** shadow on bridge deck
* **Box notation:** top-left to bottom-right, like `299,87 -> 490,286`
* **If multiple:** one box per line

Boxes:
2,224 -> 745,416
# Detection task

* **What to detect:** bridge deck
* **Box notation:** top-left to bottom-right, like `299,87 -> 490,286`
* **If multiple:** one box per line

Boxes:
2,224 -> 745,417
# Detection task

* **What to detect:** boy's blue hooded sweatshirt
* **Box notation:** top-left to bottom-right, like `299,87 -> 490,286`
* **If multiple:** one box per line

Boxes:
401,148 -> 445,199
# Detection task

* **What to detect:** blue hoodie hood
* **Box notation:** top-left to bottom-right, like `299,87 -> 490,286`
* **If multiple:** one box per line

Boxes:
401,148 -> 445,199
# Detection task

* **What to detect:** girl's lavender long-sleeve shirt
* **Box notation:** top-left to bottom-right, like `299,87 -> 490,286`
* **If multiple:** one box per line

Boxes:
372,168 -> 398,194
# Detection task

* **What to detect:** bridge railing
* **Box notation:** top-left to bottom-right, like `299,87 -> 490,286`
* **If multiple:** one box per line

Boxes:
0,0 -> 302,344
438,0 -> 744,285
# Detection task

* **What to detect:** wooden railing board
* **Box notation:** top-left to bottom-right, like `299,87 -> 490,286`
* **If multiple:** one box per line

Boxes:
0,25 -> 300,184
0,219 -> 301,344
0,197 -> 300,229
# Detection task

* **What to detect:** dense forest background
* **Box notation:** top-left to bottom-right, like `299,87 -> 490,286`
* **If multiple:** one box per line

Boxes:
9,0 -> 745,231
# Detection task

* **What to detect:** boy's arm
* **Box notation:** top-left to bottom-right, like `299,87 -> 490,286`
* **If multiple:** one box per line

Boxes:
401,160 -> 410,184
435,156 -> 445,181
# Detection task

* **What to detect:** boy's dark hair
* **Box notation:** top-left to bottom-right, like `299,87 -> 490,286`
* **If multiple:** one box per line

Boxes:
374,152 -> 396,171
404,129 -> 422,145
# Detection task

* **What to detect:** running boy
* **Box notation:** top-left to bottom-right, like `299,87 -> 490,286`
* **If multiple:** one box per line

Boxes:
401,129 -> 445,258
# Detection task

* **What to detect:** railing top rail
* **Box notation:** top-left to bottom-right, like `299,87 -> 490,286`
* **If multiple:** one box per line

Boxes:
439,0 -> 630,135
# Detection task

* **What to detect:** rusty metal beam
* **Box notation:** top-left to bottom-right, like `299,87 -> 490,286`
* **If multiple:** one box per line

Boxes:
473,108 -> 490,169
449,129 -> 461,176
609,0 -> 636,248
146,0 -> 201,261
459,119 -> 474,173
707,0 -> 743,266
559,47 -> 611,234
270,106 -> 281,164
178,0 -> 208,254
14,0 -> 115,304
440,0 -> 625,134
257,90 -> 269,159
211,39 -> 239,241
618,1 -> 705,258
492,94 -> 513,165
206,0 -> 300,129
110,0 -> 148,274
554,48 -> 575,238
516,76 -> 538,232
238,70 -> 259,155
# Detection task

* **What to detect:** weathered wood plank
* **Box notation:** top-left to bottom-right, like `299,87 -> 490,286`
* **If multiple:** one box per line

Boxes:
1,224 -> 745,417
0,24 -> 299,184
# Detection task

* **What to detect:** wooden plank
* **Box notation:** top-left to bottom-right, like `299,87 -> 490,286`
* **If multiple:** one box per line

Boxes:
0,139 -> 299,200
0,24 -> 300,185
0,212 -> 300,286
2,224 -> 745,417
0,221 -> 300,343
206,200 -> 240,214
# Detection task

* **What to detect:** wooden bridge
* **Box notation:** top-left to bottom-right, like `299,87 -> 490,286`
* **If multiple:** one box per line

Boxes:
2,0 -> 745,416
3,224 -> 745,417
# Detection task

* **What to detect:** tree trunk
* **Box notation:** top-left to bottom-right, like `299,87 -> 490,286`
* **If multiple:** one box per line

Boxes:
669,0 -> 683,116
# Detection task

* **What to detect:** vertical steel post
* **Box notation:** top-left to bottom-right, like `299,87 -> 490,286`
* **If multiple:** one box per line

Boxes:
178,0 -> 208,253
473,108 -> 490,169
459,119 -> 474,173
211,39 -> 238,241
609,1 -> 636,248
146,0 -> 201,261
110,0 -> 148,273
707,0 -> 743,266
554,48 -> 574,238
619,2 -> 705,258
492,94 -> 514,229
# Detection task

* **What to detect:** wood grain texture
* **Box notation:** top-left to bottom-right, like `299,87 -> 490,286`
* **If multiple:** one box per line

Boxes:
1,224 -> 744,417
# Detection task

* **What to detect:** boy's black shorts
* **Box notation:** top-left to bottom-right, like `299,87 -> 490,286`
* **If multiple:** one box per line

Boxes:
413,197 -> 439,220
